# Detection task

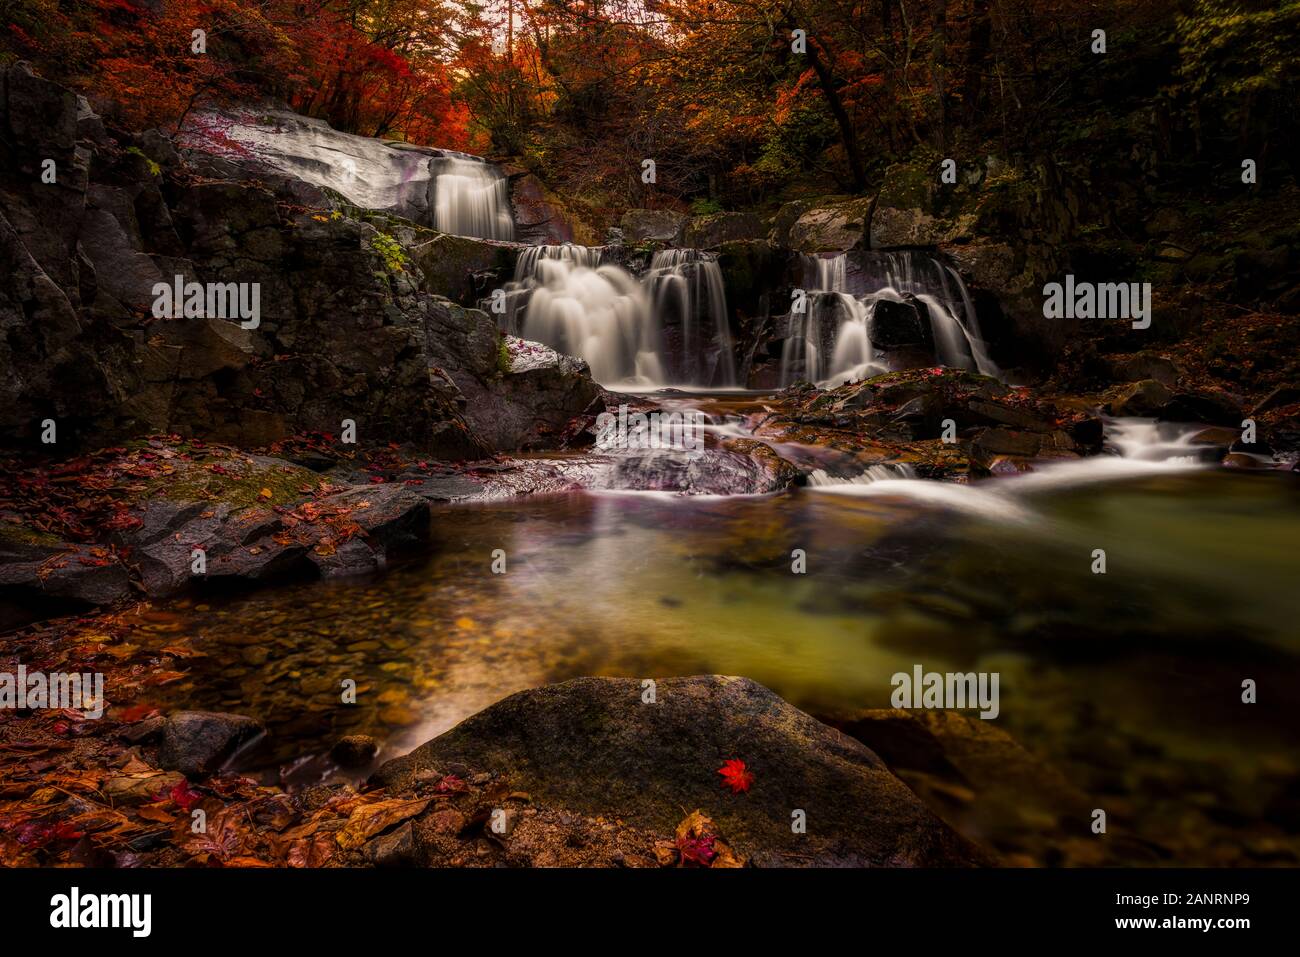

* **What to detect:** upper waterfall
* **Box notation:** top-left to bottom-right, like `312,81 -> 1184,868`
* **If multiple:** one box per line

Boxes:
432,155 -> 514,241
186,109 -> 515,241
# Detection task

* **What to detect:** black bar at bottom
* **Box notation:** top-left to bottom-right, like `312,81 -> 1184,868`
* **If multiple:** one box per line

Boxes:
0,866 -> 1290,943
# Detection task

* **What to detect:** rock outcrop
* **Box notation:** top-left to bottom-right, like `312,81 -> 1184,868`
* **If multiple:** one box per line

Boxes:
373,676 -> 985,866
0,64 -> 603,459
620,208 -> 687,244
753,368 -> 1098,477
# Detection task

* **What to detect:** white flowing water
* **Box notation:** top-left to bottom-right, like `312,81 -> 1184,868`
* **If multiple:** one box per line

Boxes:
782,251 -> 998,387
499,244 -> 735,388
806,464 -> 919,486
807,418 -> 1209,518
187,110 -> 517,240
432,156 -> 514,240
645,249 -> 736,386
504,247 -> 661,385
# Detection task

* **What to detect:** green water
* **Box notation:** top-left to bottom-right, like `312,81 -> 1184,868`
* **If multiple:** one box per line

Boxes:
135,466 -> 1300,865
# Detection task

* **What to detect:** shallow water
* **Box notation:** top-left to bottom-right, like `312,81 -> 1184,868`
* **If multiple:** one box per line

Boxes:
135,461 -> 1300,865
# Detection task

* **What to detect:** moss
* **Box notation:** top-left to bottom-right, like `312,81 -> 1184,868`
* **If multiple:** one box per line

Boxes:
125,146 -> 161,177
496,337 -> 513,376
0,520 -> 64,548
146,457 -> 315,509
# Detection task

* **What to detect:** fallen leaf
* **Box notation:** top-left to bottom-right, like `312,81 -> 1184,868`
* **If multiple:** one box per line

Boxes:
718,758 -> 754,794
335,798 -> 429,850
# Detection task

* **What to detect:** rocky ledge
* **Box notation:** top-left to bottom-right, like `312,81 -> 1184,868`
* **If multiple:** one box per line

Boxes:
370,675 -> 984,867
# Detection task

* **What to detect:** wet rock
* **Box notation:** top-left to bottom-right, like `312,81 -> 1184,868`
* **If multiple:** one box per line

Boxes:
756,369 -> 1080,478
1158,390 -> 1241,426
457,336 -> 605,452
785,197 -> 874,253
375,675 -> 984,866
363,820 -> 417,866
602,440 -> 799,495
0,538 -> 131,607
191,108 -> 443,224
871,296 -> 935,350
832,709 -> 1087,856
1222,452 -> 1271,469
620,209 -> 686,244
157,711 -> 264,778
408,231 -> 518,306
1107,379 -> 1172,417
332,734 -> 380,766
320,484 -> 430,548
679,212 -> 765,249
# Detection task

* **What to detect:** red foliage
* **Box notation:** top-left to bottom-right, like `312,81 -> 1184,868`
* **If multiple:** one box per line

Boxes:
717,758 -> 754,794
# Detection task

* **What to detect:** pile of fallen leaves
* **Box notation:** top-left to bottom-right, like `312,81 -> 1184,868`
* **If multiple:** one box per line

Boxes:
0,436 -> 263,544
653,810 -> 746,868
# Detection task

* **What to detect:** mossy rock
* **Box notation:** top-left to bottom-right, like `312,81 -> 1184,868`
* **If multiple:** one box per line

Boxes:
146,455 -> 316,509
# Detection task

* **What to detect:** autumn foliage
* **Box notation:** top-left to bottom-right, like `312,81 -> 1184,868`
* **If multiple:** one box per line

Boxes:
3,0 -> 1295,206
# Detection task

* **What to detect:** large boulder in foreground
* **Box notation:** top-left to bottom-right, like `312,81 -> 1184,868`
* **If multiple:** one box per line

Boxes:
373,675 -> 983,866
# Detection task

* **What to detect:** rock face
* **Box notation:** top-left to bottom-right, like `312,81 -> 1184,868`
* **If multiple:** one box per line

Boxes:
871,162 -> 977,248
620,208 -> 687,244
679,212 -> 765,249
157,711 -> 264,778
505,166 -> 598,245
0,538 -> 131,608
192,108 -> 458,228
0,65 -> 603,458
782,197 -> 874,253
422,299 -> 606,451
374,676 -> 983,866
405,228 -> 519,306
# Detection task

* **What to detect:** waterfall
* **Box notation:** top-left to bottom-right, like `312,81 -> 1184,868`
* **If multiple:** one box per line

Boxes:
499,246 -> 661,386
497,244 -> 735,389
806,463 -> 919,486
781,294 -> 882,386
432,155 -> 514,241
645,249 -> 736,387
782,251 -> 998,387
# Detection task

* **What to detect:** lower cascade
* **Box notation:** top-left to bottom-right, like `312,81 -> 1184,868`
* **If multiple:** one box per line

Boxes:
496,244 -> 736,389
782,250 -> 998,387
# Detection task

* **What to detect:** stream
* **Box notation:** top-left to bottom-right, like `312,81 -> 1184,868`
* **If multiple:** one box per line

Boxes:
125,405 -> 1300,866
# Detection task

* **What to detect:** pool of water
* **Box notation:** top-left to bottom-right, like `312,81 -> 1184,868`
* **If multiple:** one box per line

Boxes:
132,459 -> 1300,865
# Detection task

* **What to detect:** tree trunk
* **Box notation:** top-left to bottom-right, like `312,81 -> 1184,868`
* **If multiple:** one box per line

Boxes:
962,0 -> 991,129
787,17 -> 867,192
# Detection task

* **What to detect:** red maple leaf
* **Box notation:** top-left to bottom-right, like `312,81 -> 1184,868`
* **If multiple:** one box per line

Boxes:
168,780 -> 203,811
678,833 -> 717,866
718,759 -> 754,794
